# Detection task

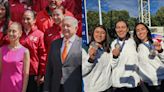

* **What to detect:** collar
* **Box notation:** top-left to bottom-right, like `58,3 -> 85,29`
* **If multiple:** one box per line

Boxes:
31,25 -> 38,32
145,41 -> 149,44
24,25 -> 38,35
63,35 -> 76,43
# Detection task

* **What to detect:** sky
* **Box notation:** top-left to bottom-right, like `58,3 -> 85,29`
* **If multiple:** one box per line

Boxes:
86,0 -> 164,18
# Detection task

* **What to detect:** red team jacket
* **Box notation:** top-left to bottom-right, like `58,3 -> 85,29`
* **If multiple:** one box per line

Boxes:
0,20 -> 12,47
20,26 -> 47,75
10,3 -> 26,23
36,9 -> 54,33
31,0 -> 48,12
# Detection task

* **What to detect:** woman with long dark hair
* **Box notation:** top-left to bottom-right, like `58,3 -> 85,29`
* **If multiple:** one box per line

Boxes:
0,0 -> 11,47
133,22 -> 164,92
82,25 -> 118,92
0,22 -> 30,92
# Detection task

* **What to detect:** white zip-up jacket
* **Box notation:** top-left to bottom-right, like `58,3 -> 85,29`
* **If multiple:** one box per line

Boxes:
137,41 -> 164,86
111,38 -> 140,88
82,48 -> 118,92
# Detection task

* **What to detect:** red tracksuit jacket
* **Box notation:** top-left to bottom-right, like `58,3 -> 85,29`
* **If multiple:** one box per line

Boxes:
20,26 -> 47,75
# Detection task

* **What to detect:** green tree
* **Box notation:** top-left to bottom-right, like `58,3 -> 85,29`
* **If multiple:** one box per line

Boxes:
155,7 -> 164,26
128,17 -> 137,31
87,10 -> 137,38
151,15 -> 159,26
87,11 -> 99,35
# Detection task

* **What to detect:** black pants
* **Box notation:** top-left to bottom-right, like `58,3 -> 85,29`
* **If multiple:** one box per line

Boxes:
59,84 -> 64,92
160,80 -> 164,92
112,87 -> 142,92
26,75 -> 44,92
144,81 -> 164,92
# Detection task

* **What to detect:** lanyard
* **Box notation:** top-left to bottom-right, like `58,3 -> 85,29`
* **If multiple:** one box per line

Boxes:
143,41 -> 157,59
116,38 -> 125,52
94,48 -> 104,63
143,41 -> 155,51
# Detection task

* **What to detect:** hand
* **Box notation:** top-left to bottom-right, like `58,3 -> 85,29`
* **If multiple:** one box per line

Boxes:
88,46 -> 97,61
153,41 -> 162,51
137,80 -> 144,86
37,75 -> 44,85
112,48 -> 120,57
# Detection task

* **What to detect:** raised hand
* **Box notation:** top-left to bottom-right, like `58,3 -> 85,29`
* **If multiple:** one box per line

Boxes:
112,48 -> 120,58
153,41 -> 162,51
88,46 -> 97,61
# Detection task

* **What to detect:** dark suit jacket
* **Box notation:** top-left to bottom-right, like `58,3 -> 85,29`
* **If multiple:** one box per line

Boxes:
44,35 -> 82,92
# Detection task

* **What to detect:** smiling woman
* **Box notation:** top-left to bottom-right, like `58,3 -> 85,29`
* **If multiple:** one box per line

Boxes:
93,27 -> 106,43
7,22 -> 22,42
82,25 -> 119,92
0,22 -> 30,92
133,22 -> 164,92
111,20 -> 142,92
20,10 -> 47,92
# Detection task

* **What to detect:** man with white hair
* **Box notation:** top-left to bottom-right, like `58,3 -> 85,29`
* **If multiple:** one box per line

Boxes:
43,16 -> 82,92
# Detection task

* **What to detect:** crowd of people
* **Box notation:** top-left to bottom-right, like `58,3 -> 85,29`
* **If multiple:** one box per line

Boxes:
0,0 -> 164,92
0,0 -> 82,92
82,20 -> 164,92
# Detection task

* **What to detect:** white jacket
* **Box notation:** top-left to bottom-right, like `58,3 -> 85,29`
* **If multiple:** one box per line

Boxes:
82,48 -> 118,92
137,41 -> 164,86
111,38 -> 140,88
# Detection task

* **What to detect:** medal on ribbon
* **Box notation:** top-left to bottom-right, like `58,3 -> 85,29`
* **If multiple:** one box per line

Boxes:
143,42 -> 156,59
90,41 -> 98,50
115,38 -> 125,52
115,43 -> 121,49
148,48 -> 156,59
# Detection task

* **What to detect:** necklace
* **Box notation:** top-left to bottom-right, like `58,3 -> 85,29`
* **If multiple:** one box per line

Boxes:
8,44 -> 22,51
